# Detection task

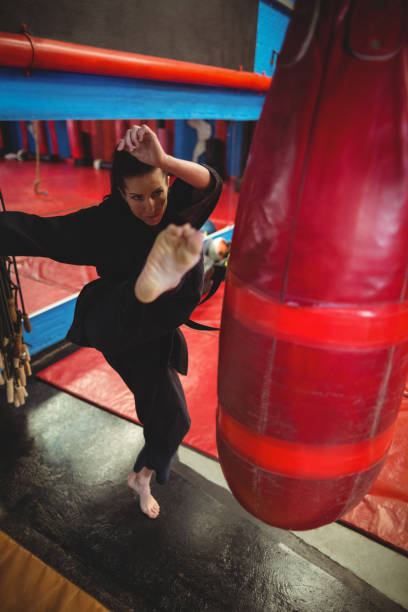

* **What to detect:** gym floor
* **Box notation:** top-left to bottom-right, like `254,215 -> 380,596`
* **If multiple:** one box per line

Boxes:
0,342 -> 407,612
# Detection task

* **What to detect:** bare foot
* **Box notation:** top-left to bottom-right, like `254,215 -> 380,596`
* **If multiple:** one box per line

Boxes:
135,223 -> 203,303
126,468 -> 160,519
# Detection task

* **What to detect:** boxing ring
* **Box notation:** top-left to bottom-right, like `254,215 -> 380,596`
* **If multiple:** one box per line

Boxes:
1,23 -> 407,554
0,31 -> 269,120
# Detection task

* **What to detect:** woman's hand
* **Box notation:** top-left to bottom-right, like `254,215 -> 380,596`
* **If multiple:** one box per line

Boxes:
117,124 -> 167,168
117,123 -> 212,190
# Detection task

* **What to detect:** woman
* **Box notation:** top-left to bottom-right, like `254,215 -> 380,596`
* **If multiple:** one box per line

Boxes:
0,124 -> 223,518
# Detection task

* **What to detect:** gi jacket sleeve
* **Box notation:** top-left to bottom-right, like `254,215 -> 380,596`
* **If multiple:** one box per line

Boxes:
0,205 -> 105,266
169,164 -> 223,229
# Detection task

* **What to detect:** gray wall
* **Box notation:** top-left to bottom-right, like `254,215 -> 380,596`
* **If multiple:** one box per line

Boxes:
0,0 -> 259,71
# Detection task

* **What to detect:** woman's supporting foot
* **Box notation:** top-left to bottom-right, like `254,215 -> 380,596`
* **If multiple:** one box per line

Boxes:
135,223 -> 203,303
126,468 -> 160,519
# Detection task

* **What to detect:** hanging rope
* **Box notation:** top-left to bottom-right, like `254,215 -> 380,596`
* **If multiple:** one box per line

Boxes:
33,120 -> 48,196
0,190 -> 32,407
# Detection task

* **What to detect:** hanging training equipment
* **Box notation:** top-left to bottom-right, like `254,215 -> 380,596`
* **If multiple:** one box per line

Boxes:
217,0 -> 408,530
0,190 -> 32,407
33,120 -> 48,196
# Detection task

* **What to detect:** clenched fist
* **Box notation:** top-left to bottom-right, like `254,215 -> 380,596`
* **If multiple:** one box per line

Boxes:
117,124 -> 167,168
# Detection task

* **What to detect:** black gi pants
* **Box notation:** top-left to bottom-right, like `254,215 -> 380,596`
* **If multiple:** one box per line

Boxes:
67,263 -> 203,486
103,346 -> 190,485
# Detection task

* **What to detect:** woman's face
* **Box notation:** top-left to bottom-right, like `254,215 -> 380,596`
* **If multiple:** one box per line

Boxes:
119,168 -> 169,226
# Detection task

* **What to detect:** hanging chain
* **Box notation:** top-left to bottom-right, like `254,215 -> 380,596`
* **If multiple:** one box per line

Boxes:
0,190 -> 32,407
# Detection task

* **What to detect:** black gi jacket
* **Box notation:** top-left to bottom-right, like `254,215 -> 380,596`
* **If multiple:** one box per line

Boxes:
0,164 -> 222,374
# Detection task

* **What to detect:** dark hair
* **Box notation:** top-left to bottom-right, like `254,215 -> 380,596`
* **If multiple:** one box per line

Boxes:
110,149 -> 167,195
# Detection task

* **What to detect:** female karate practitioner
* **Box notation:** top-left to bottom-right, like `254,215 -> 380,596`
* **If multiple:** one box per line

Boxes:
0,124 -> 223,518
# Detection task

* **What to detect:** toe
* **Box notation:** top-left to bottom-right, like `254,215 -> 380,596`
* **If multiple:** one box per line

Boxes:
168,224 -> 181,236
186,232 -> 203,254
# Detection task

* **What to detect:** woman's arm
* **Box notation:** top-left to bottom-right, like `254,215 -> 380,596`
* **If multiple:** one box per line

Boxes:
117,124 -> 212,190
161,155 -> 211,190
168,164 -> 223,229
0,205 -> 102,265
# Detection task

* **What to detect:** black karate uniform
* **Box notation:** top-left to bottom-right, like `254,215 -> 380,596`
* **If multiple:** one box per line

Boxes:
0,164 -> 222,484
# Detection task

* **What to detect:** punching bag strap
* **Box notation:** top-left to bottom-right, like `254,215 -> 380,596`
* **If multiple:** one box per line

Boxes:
184,262 -> 227,332
184,320 -> 219,332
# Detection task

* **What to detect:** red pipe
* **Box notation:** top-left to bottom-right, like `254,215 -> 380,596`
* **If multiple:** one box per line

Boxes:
102,120 -> 116,161
88,120 -> 104,161
114,120 -> 127,143
0,32 -> 271,92
165,120 -> 174,155
215,120 -> 228,141
66,120 -> 84,160
47,120 -> 59,155
19,121 -> 28,150
157,127 -> 171,154
37,121 -> 49,156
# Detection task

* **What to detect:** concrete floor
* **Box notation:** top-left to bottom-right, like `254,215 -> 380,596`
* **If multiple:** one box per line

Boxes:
0,344 -> 407,612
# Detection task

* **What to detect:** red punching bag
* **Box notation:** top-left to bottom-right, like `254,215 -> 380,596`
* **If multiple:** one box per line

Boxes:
217,0 -> 408,530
